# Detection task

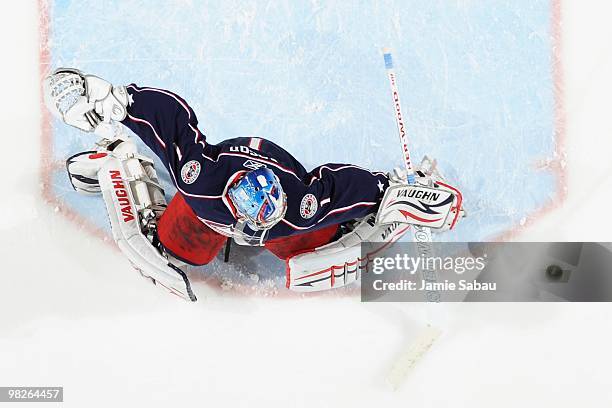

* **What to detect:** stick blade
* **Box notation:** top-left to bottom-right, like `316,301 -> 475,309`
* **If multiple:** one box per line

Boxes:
387,325 -> 442,390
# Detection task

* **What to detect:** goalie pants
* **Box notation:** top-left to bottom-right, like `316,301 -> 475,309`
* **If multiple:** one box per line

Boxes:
158,193 -> 339,265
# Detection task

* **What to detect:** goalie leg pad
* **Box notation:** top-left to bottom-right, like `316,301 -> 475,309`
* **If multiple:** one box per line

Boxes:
286,214 -> 410,292
99,156 -> 197,301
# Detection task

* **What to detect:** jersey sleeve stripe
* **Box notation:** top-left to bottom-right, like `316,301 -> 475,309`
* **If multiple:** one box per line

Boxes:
128,85 -> 204,147
128,85 -> 192,119
319,201 -> 377,222
309,165 -> 386,185
281,201 -> 376,231
126,113 -> 167,149
248,137 -> 263,150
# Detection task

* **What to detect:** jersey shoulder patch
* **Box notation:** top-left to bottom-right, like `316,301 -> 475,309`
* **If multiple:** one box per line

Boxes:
299,194 -> 318,219
181,160 -> 201,184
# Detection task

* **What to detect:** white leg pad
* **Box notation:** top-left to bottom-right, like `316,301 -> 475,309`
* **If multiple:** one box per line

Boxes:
99,156 -> 197,301
286,215 -> 410,292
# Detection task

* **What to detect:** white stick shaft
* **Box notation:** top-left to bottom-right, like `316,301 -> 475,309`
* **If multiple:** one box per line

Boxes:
383,49 -> 416,184
382,48 -> 433,246
382,50 -> 442,390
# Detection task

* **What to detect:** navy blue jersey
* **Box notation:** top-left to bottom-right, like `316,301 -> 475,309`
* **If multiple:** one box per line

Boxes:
121,84 -> 389,242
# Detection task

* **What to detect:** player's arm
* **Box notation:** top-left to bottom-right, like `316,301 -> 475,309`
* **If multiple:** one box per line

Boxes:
285,163 -> 462,233
280,164 -> 390,231
44,68 -> 199,301
44,68 -> 204,185
120,83 -> 205,168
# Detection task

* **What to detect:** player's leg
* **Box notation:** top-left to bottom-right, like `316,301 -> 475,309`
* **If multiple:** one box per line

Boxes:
157,193 -> 226,265
265,223 -> 340,259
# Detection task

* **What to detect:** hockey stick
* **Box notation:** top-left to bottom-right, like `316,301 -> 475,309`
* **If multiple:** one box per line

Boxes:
382,48 -> 438,280
382,48 -> 442,389
382,49 -> 418,184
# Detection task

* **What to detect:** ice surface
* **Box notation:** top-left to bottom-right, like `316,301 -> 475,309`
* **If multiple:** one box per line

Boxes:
43,0 -> 560,284
4,2 -> 612,408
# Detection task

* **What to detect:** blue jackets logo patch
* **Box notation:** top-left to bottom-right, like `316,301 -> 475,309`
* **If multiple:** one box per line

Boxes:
181,160 -> 201,184
300,194 -> 318,219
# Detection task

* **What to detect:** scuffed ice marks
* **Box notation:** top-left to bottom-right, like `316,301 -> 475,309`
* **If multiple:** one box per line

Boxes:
47,0 -> 558,279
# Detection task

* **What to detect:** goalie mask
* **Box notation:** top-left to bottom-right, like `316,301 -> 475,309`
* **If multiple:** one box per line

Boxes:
228,168 -> 287,231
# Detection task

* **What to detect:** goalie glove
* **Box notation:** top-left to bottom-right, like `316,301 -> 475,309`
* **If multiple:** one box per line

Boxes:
43,68 -> 129,132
